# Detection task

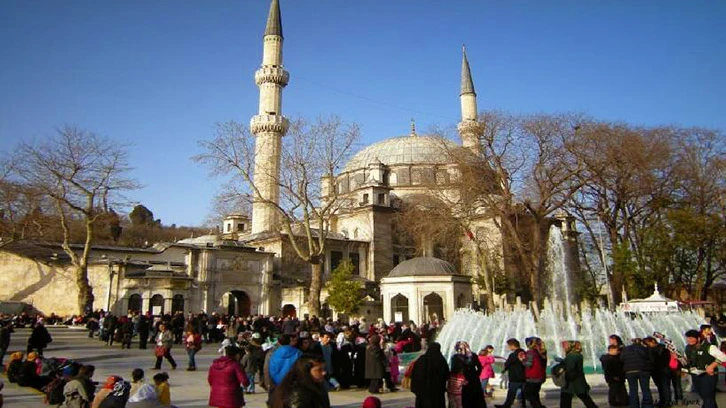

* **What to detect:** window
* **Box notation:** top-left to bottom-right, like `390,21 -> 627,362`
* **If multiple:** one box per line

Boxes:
350,253 -> 360,275
393,254 -> 400,266
362,193 -> 369,204
226,223 -> 231,232
331,251 -> 343,272
377,193 -> 385,205
238,223 -> 245,232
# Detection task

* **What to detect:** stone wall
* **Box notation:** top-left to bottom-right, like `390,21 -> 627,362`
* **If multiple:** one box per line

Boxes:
0,251 -> 111,316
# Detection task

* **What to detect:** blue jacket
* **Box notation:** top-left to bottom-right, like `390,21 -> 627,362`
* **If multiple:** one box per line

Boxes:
269,345 -> 302,385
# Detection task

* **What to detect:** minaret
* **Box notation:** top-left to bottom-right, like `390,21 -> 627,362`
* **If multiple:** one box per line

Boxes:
457,45 -> 483,155
250,0 -> 289,234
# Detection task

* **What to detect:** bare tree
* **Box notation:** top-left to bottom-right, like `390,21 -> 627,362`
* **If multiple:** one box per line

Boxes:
9,126 -> 138,314
195,116 -> 360,315
568,122 -> 677,303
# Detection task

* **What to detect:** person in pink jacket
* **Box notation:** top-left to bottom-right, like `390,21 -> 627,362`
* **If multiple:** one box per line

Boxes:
478,345 -> 496,397
208,346 -> 250,408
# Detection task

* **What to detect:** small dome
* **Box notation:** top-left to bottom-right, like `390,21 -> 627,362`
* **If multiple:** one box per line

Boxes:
343,135 -> 457,172
387,257 -> 458,278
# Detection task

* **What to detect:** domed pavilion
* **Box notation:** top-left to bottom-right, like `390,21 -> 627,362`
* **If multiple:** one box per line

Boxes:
380,257 -> 473,324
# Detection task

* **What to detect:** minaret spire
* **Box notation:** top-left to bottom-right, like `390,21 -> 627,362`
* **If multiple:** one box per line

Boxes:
264,0 -> 283,39
457,45 -> 483,154
250,0 -> 290,234
461,45 -> 476,96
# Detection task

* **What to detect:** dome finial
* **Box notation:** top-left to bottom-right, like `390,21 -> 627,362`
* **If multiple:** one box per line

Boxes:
410,118 -> 416,136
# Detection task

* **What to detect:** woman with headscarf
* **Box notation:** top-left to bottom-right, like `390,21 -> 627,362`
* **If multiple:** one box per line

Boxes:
27,319 -> 52,356
450,341 -> 486,408
411,342 -> 449,408
5,352 -> 24,383
16,352 -> 48,390
269,354 -> 329,408
365,335 -> 386,393
523,337 -> 547,408
91,376 -> 131,408
560,341 -> 598,408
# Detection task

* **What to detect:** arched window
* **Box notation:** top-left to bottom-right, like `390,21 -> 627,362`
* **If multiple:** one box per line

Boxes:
150,294 -> 164,316
391,294 -> 409,323
128,294 -> 142,313
172,294 -> 185,314
282,304 -> 297,318
423,292 -> 444,322
224,291 -> 251,317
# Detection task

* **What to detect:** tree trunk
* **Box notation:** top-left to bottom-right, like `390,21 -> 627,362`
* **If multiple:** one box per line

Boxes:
307,261 -> 323,316
75,264 -> 94,315
474,246 -> 496,311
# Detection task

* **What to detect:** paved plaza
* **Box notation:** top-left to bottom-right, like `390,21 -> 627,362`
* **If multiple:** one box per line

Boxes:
2,326 -> 725,407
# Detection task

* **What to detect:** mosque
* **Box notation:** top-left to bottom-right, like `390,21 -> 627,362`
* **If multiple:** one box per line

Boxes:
0,0 -> 578,321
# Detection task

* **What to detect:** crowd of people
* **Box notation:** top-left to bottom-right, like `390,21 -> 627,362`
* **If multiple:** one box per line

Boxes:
2,310 -> 726,408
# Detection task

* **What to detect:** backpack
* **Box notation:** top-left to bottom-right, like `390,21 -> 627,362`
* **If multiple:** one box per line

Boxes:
550,362 -> 567,388
43,376 -> 67,405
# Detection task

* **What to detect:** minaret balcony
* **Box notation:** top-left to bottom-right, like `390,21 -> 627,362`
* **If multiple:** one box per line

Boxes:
457,120 -> 484,136
255,67 -> 289,86
251,114 -> 290,135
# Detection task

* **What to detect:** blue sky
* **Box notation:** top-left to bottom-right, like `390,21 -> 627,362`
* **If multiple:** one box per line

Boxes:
1,1 -> 724,226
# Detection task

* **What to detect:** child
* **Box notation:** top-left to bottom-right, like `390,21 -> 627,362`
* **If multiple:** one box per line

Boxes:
599,344 -> 628,406
129,368 -> 145,400
388,344 -> 400,385
240,346 -> 256,394
153,372 -> 171,407
478,346 -> 496,397
447,364 -> 468,408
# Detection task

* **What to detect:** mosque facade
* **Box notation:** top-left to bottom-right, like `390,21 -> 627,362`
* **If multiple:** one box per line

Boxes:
0,0 -> 578,321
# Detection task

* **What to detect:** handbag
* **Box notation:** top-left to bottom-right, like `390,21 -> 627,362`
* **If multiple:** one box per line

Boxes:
155,346 -> 167,357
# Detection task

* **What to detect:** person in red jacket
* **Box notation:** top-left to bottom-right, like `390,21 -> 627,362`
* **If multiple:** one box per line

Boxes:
208,346 -> 250,408
523,337 -> 547,408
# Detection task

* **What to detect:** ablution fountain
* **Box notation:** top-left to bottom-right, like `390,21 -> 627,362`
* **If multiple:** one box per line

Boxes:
437,225 -> 707,370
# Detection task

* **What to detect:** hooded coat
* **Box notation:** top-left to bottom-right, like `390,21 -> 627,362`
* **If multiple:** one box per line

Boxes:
269,345 -> 302,386
208,356 -> 250,408
411,343 -> 449,408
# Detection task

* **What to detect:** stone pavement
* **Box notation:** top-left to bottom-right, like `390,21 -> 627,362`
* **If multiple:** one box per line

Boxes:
1,326 -> 725,407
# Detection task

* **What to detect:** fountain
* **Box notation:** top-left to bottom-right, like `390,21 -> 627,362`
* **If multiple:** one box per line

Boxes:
437,305 -> 705,371
436,225 -> 708,370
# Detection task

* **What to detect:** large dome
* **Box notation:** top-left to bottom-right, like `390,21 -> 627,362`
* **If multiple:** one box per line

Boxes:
387,256 -> 458,278
343,135 -> 457,172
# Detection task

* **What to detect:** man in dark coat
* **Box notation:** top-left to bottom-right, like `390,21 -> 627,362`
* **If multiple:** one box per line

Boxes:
26,319 -> 52,356
620,338 -> 653,408
496,338 -> 526,408
411,342 -> 449,408
137,315 -> 150,349
601,344 -> 628,406
364,335 -> 386,393
644,336 -> 672,408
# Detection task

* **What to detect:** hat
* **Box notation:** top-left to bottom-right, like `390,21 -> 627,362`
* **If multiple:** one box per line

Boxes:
252,332 -> 261,339
299,331 -> 310,339
362,396 -> 382,408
